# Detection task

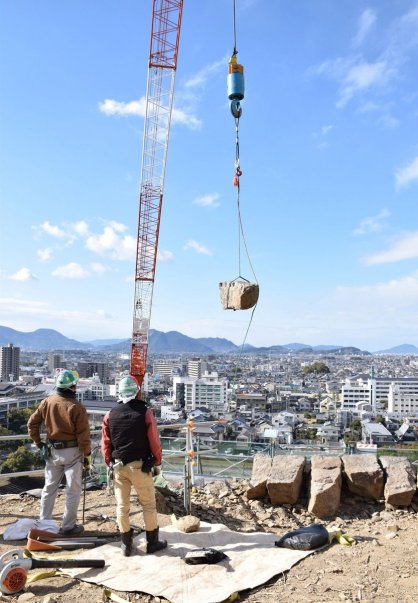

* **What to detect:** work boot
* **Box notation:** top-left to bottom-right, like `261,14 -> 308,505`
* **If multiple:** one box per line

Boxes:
60,524 -> 84,536
120,529 -> 133,556
146,527 -> 167,554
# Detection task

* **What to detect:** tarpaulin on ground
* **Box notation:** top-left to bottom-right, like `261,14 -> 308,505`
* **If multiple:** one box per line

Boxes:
64,522 -> 315,603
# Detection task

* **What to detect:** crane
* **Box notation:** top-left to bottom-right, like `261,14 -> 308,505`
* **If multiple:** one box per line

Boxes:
130,0 -> 184,386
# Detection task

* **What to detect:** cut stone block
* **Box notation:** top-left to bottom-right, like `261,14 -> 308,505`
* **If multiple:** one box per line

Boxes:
267,455 -> 305,505
308,456 -> 342,519
342,455 -> 384,500
246,453 -> 272,499
380,456 -> 417,507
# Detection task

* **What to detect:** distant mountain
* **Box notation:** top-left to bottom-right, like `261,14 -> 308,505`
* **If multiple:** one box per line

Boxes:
312,344 -> 344,351
0,326 -> 89,350
250,344 -> 290,354
0,325 -> 410,356
149,331 -> 222,353
194,337 -> 238,353
87,338 -> 128,347
284,342 -> 311,351
375,344 -> 418,355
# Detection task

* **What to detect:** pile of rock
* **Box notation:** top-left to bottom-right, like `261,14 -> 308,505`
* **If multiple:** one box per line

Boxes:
247,454 -> 417,519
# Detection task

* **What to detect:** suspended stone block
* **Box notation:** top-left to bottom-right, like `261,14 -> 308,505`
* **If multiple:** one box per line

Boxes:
219,280 -> 259,310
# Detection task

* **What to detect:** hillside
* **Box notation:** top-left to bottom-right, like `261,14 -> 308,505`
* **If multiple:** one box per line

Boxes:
0,480 -> 417,602
0,325 -> 416,355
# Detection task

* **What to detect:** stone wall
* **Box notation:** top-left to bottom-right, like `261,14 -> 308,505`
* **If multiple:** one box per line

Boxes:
248,453 -> 418,519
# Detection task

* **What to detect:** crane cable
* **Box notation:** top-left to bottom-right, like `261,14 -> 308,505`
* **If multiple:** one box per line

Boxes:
229,0 -> 258,383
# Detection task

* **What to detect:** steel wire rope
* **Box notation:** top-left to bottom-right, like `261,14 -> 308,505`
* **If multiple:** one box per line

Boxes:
230,0 -> 259,393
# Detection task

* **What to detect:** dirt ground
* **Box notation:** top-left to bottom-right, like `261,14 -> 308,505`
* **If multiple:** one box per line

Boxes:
0,483 -> 417,603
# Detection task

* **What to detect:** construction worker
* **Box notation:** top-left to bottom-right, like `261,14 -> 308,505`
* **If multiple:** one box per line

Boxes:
27,369 -> 91,536
101,375 -> 167,556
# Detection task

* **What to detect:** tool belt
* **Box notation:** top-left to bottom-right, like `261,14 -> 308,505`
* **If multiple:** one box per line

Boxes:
48,439 -> 78,449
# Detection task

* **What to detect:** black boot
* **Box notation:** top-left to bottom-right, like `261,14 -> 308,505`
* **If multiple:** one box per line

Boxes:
120,529 -> 133,556
146,527 -> 167,554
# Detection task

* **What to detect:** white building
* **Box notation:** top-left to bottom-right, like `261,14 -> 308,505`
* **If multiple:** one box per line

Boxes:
340,378 -> 372,409
172,371 -> 227,416
187,359 -> 208,379
387,383 -> 418,424
160,405 -> 183,422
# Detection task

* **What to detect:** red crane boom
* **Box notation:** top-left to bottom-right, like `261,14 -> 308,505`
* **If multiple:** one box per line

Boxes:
130,0 -> 183,385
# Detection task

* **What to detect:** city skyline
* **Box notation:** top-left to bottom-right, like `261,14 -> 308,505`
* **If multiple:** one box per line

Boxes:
2,1 -> 418,350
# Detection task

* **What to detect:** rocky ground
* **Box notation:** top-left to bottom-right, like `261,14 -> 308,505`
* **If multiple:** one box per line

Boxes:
0,479 -> 417,603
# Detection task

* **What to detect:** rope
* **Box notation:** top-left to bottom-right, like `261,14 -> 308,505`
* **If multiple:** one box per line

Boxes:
229,0 -> 258,398
232,0 -> 238,56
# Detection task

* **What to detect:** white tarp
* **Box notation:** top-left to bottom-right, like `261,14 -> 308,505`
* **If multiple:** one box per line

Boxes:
65,522 -> 314,603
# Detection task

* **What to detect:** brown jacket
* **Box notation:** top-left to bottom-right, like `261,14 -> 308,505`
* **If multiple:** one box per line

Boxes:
28,392 -> 91,455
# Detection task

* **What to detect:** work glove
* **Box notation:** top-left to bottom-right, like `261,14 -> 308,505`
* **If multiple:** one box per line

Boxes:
83,454 -> 91,470
152,465 -> 161,476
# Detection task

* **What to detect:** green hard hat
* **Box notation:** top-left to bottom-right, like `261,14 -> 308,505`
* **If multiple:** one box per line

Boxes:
118,375 -> 140,399
56,370 -> 78,390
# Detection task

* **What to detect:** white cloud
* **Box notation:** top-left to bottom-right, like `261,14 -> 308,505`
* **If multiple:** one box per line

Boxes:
353,209 -> 390,236
395,156 -> 418,188
99,98 -> 147,117
9,268 -> 38,281
321,125 -> 333,136
353,8 -> 377,47
171,107 -> 201,129
337,60 -> 390,107
183,240 -> 213,255
193,193 -> 220,207
184,56 -> 227,89
99,97 -> 201,130
37,248 -> 53,262
73,221 -> 89,237
362,231 -> 418,265
108,221 -> 128,233
85,225 -> 136,261
157,250 -> 174,261
38,221 -> 67,239
0,297 -> 127,339
52,262 -> 89,279
336,271 -> 418,305
90,262 -> 109,275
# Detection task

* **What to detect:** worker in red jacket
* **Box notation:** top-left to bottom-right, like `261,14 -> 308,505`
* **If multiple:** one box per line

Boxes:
101,375 -> 167,556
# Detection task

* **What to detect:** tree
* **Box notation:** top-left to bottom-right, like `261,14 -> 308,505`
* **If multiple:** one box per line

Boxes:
0,446 -> 40,474
303,362 -> 330,375
6,407 -> 38,434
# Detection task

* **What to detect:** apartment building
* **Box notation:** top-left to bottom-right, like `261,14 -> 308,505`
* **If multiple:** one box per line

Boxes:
172,371 -> 227,415
48,354 -> 66,372
387,382 -> 418,422
340,378 -> 372,408
187,358 -> 208,379
77,361 -> 109,384
0,343 -> 20,382
153,359 -> 184,378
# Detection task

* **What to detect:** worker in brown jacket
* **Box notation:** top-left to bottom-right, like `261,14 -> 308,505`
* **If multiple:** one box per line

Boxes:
27,370 -> 91,536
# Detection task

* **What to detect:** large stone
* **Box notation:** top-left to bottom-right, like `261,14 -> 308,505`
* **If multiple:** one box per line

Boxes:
246,453 -> 272,499
380,456 -> 417,507
342,455 -> 384,500
219,280 -> 259,310
267,455 -> 305,504
308,456 -> 342,519
175,515 -> 200,533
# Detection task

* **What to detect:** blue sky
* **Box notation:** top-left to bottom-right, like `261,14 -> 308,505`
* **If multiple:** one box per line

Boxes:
1,0 -> 418,351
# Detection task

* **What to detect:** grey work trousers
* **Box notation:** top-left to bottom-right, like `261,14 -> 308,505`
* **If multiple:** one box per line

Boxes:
113,460 -> 158,533
40,446 -> 83,531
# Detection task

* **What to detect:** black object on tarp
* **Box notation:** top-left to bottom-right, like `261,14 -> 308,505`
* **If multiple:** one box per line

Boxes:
184,548 -> 228,565
275,524 -> 329,551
